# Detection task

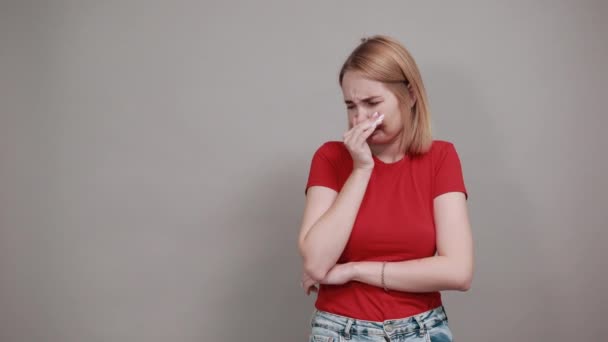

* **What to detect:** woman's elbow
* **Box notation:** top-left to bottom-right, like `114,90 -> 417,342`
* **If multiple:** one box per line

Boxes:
299,240 -> 329,281
455,269 -> 473,291
303,259 -> 329,282
457,276 -> 472,291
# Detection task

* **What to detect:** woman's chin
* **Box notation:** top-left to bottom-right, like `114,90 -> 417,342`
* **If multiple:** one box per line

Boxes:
368,130 -> 382,141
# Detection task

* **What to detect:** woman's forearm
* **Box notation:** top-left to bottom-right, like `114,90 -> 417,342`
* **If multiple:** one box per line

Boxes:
351,256 -> 472,292
301,168 -> 372,281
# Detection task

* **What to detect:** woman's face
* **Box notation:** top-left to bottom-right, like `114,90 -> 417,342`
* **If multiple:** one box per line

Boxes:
341,71 -> 404,144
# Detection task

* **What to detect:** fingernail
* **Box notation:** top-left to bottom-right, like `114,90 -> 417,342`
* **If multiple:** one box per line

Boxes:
372,112 -> 379,117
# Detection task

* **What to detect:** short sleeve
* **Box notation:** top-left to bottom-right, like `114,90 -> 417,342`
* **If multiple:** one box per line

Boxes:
305,143 -> 340,195
433,143 -> 468,200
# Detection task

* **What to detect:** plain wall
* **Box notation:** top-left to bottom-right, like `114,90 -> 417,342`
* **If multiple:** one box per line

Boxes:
1,1 -> 606,341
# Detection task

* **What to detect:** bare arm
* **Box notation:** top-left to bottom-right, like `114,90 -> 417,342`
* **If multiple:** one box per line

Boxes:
350,192 -> 474,292
298,168 -> 372,281
298,113 -> 384,282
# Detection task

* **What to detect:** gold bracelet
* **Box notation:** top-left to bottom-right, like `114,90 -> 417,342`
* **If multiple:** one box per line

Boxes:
381,261 -> 388,292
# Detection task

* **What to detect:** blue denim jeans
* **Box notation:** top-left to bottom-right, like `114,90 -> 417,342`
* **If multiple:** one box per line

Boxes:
308,305 -> 453,342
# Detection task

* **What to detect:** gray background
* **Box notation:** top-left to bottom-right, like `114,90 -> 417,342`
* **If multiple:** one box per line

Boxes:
1,1 -> 606,341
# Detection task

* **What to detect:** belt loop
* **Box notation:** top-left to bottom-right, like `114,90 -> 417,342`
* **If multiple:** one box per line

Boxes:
343,318 -> 354,340
413,315 -> 426,337
308,309 -> 317,327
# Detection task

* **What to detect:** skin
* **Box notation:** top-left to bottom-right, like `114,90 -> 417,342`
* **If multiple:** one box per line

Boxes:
299,71 -> 473,295
342,70 -> 414,166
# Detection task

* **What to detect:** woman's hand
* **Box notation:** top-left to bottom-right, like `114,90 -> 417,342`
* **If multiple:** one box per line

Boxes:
343,112 -> 384,171
301,263 -> 357,296
301,270 -> 319,296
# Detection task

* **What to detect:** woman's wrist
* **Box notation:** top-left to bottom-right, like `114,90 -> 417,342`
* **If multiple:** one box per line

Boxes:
348,262 -> 360,282
349,261 -> 385,288
351,167 -> 373,178
350,261 -> 371,282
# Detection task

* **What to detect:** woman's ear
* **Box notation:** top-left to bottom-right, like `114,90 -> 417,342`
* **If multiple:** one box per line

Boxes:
407,83 -> 417,108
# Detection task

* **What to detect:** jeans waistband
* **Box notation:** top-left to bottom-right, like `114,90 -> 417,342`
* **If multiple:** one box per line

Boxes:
310,305 -> 448,339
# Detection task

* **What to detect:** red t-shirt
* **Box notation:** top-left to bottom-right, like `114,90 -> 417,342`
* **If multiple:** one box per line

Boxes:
304,140 -> 468,321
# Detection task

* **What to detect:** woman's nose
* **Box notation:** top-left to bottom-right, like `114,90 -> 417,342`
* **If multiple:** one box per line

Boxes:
354,110 -> 372,125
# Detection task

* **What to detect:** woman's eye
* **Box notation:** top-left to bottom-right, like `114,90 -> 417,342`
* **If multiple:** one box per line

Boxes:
347,102 -> 380,110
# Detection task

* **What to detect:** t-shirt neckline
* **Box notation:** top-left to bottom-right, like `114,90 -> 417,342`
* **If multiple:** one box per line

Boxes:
372,154 -> 408,166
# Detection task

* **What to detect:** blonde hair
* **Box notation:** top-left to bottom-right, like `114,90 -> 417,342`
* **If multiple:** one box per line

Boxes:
338,35 -> 433,156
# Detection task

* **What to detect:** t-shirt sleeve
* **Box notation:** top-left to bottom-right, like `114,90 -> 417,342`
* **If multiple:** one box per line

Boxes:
433,143 -> 468,200
305,143 -> 340,195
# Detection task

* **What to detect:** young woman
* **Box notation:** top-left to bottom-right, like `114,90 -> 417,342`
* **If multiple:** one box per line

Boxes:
298,35 -> 473,342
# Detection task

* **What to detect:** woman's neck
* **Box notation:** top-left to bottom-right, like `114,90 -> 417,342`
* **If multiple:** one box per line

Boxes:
370,138 -> 405,163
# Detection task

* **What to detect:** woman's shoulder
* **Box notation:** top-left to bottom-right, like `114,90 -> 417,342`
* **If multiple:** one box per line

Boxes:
418,139 -> 459,163
430,139 -> 456,150
429,139 -> 456,153
312,139 -> 460,161
426,139 -> 465,171
314,140 -> 350,158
